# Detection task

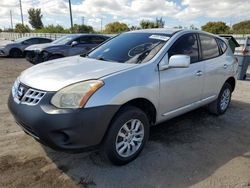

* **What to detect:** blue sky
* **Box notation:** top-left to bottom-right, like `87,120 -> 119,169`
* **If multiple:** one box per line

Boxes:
0,0 -> 249,30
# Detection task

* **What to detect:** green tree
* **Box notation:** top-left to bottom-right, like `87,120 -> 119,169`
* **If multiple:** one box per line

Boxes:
201,22 -> 230,34
140,20 -> 156,29
28,8 -> 43,29
130,25 -> 140,31
155,17 -> 165,28
190,24 -> 198,30
71,24 -> 94,33
15,23 -> 30,33
140,18 -> 165,29
104,22 -> 129,33
232,20 -> 250,34
174,25 -> 183,29
0,28 -> 2,32
37,24 -> 66,33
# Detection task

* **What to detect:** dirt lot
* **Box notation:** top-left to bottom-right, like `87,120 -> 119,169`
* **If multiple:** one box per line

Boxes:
0,57 -> 250,188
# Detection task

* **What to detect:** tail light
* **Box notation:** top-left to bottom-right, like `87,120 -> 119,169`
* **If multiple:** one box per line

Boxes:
242,47 -> 247,55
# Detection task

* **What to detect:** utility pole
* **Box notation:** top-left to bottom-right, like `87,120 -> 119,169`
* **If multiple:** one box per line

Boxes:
10,10 -> 13,30
68,0 -> 73,30
82,16 -> 85,25
100,18 -> 103,32
19,0 -> 24,25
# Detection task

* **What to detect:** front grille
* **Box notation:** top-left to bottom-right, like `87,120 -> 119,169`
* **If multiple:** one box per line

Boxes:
22,88 -> 46,106
12,79 -> 46,106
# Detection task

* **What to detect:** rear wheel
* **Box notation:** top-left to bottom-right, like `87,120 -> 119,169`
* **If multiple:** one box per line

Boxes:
104,106 -> 149,165
208,82 -> 232,115
9,48 -> 22,58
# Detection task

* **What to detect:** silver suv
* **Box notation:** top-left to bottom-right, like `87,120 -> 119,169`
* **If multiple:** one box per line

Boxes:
8,29 -> 238,165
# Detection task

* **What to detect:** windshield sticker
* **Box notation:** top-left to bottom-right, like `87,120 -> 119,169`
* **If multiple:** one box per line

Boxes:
128,43 -> 153,57
149,35 -> 170,41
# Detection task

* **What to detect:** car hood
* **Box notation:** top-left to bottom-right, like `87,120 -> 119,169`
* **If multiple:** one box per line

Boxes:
25,43 -> 59,51
20,56 -> 137,91
0,40 -> 14,47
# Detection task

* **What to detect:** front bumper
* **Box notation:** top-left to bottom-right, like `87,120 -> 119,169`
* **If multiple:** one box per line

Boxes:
8,91 -> 120,152
0,48 -> 7,56
25,50 -> 44,64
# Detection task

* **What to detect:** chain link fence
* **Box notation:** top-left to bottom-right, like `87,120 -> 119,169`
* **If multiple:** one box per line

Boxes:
0,32 -> 68,41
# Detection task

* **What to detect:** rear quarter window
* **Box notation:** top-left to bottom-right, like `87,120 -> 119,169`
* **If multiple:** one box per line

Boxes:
200,34 -> 220,60
217,39 -> 228,54
39,38 -> 52,43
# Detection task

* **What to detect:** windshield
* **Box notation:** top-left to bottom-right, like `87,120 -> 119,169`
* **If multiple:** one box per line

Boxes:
52,35 -> 75,45
87,33 -> 171,64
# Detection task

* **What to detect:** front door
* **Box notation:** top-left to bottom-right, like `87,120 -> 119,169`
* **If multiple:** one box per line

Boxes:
159,33 -> 204,119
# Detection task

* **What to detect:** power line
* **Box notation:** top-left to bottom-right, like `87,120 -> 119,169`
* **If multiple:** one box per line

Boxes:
19,0 -> 24,25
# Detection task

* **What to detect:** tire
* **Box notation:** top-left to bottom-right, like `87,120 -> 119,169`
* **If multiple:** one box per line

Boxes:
9,48 -> 22,58
207,82 -> 232,115
48,54 -> 63,61
104,106 -> 150,165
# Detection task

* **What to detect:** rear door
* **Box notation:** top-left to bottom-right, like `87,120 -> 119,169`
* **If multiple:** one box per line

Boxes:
159,33 -> 204,117
199,34 -> 231,99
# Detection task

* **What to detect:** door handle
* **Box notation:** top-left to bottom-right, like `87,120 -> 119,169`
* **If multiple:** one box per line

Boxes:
223,64 -> 228,69
196,71 -> 203,76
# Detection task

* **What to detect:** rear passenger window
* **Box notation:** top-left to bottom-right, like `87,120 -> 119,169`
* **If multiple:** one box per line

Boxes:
39,38 -> 52,43
90,36 -> 106,44
78,37 -> 90,44
217,39 -> 227,54
200,35 -> 220,59
168,34 -> 199,63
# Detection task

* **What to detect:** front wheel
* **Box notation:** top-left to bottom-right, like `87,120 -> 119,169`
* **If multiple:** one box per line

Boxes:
208,82 -> 232,115
9,48 -> 22,58
104,106 -> 149,165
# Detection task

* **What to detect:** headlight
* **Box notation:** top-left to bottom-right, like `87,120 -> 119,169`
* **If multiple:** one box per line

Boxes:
51,80 -> 104,109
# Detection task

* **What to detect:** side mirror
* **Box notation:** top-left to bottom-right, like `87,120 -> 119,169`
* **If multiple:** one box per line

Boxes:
71,41 -> 78,47
159,54 -> 190,71
169,55 -> 190,68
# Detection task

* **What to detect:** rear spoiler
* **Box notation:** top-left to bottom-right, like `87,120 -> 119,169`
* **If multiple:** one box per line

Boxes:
219,35 -> 240,53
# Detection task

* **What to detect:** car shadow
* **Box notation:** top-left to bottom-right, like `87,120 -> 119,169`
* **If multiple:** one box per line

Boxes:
42,100 -> 250,188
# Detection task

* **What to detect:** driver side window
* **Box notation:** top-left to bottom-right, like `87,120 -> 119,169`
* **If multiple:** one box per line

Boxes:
25,38 -> 39,45
168,34 -> 199,64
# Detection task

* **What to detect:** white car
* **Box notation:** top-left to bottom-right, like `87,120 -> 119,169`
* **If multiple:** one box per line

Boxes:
9,29 -> 238,165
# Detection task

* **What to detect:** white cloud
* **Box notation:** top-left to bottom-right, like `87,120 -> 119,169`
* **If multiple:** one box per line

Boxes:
0,0 -> 250,30
177,0 -> 250,20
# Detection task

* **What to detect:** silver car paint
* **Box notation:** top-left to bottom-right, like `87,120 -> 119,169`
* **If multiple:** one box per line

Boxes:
0,37 -> 51,56
20,56 -> 137,91
18,29 -> 237,125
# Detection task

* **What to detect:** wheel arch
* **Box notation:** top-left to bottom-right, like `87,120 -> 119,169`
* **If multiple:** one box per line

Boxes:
100,98 -> 157,144
9,48 -> 22,55
225,77 -> 236,92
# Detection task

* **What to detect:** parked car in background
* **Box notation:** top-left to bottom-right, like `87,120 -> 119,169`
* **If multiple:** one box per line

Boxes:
0,37 -> 52,58
8,29 -> 237,165
25,34 -> 110,64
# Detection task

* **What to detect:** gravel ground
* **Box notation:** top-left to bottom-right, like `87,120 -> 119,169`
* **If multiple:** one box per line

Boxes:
0,57 -> 250,188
